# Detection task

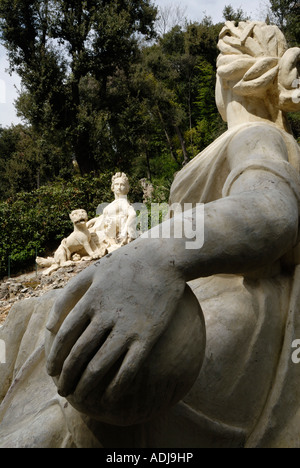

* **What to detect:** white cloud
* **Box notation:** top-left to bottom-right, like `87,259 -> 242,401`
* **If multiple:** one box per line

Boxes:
155,0 -> 267,23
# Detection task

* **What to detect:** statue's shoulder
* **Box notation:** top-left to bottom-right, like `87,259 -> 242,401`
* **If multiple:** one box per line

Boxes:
231,121 -> 289,140
228,122 -> 296,161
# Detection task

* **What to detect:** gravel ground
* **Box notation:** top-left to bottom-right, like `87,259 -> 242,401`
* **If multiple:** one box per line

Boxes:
0,260 -> 94,326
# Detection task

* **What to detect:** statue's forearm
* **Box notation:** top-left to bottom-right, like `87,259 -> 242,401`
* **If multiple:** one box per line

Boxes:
135,185 -> 299,282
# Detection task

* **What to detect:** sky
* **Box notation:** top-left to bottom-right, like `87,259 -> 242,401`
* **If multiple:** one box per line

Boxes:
155,0 -> 266,24
0,0 -> 267,128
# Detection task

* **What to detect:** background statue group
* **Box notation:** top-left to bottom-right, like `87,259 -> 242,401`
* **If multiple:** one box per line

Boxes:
0,21 -> 300,448
36,172 -> 137,275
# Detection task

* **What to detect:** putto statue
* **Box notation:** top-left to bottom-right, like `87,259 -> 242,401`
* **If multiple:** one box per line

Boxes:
0,22 -> 300,448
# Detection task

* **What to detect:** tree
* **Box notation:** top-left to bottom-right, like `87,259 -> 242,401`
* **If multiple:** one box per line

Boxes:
0,123 -> 71,199
156,19 -> 223,160
264,0 -> 299,140
124,18 -> 224,174
267,0 -> 300,46
155,2 -> 187,37
222,5 -> 250,23
0,0 -> 158,174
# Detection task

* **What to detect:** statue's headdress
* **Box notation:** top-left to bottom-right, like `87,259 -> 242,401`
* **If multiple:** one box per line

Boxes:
217,21 -> 300,112
217,21 -> 287,96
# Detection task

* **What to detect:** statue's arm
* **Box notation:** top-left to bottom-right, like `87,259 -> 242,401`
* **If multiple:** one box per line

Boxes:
86,217 -> 97,229
139,127 -> 300,280
122,204 -> 137,240
45,127 -> 299,401
179,170 -> 298,280
87,215 -> 103,230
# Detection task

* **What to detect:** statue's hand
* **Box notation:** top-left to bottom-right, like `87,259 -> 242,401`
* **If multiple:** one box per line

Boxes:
45,243 -> 186,404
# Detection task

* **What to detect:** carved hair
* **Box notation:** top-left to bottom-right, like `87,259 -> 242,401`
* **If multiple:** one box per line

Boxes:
111,172 -> 130,193
217,21 -> 287,97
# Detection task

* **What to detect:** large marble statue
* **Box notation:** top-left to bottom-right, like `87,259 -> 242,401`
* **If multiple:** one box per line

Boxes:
1,21 -> 300,448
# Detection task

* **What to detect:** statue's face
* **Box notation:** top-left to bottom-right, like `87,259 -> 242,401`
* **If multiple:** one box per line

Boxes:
70,209 -> 88,225
113,178 -> 128,196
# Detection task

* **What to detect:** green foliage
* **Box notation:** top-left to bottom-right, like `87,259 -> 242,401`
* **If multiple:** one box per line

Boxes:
288,113 -> 300,144
193,60 -> 226,152
0,7 -> 226,185
268,0 -> 300,46
222,5 -> 250,23
0,124 -> 74,200
127,18 -> 224,173
266,0 -> 299,133
0,0 -> 158,174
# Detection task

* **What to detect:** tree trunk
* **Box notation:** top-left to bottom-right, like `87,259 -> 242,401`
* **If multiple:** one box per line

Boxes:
175,126 -> 189,166
74,132 -> 96,175
145,150 -> 152,181
157,108 -> 180,165
70,76 -> 96,175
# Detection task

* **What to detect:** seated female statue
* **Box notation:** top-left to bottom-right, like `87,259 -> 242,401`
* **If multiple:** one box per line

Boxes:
0,21 -> 300,448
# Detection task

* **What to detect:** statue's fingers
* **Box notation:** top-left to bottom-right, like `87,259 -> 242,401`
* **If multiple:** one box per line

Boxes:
73,335 -> 129,399
56,321 -> 113,397
104,341 -> 148,401
46,301 -> 92,377
46,270 -> 94,334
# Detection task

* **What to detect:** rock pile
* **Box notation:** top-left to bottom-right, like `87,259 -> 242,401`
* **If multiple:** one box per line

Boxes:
0,260 -> 94,326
